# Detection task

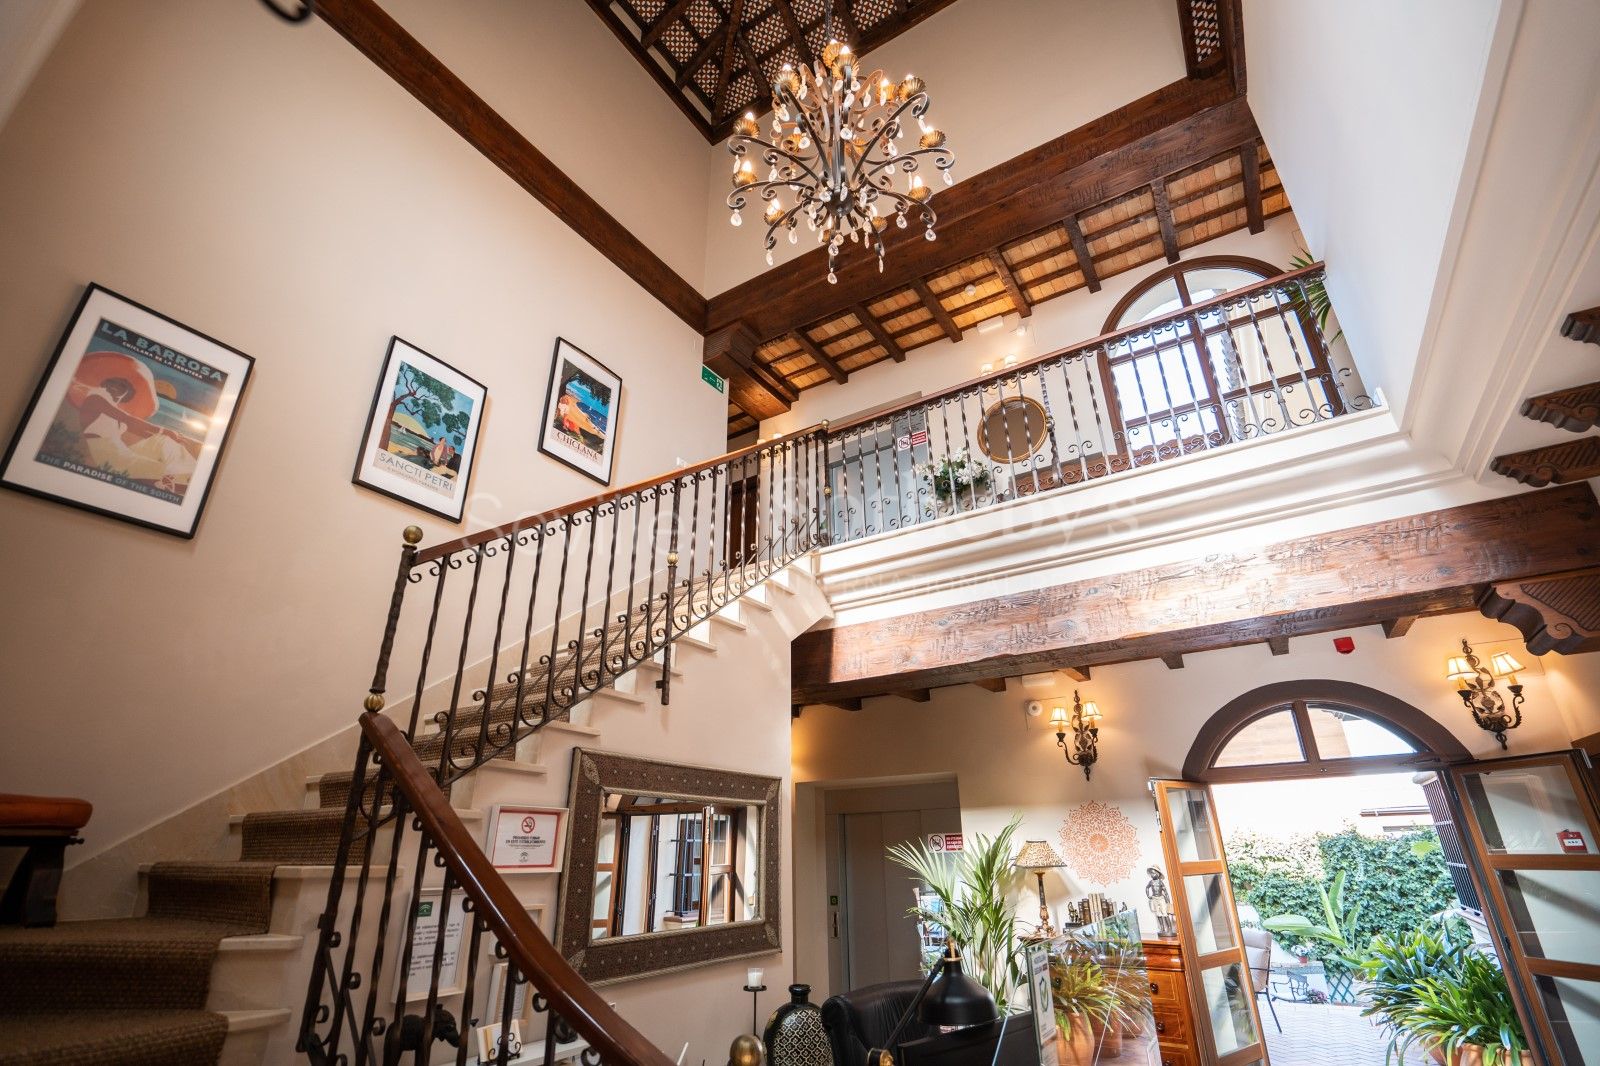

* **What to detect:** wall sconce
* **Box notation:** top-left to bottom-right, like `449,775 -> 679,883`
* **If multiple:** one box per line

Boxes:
1049,691 -> 1102,780
1444,638 -> 1526,750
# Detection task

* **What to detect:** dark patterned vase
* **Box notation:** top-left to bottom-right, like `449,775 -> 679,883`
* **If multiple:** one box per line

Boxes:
762,984 -> 832,1066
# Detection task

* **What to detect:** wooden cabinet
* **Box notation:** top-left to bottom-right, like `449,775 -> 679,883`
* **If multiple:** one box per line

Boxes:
1143,937 -> 1200,1066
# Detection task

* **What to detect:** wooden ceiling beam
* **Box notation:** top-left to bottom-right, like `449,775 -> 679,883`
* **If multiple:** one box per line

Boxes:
1265,635 -> 1290,656
773,0 -> 815,67
971,677 -> 1008,692
852,304 -> 907,363
734,26 -> 771,115
641,0 -> 697,48
587,1 -> 716,138
1063,215 -> 1101,293
711,0 -> 745,119
789,330 -> 849,384
677,22 -> 724,88
1060,666 -> 1091,682
1522,381 -> 1600,434
1562,307 -> 1600,346
1239,143 -> 1265,234
912,279 -> 963,342
790,485 -> 1600,703
704,74 -> 1252,343
1160,653 -> 1185,670
893,688 -> 932,703
988,251 -> 1033,317
1491,437 -> 1600,487
1381,616 -> 1418,639
1152,177 -> 1181,263
317,0 -> 706,332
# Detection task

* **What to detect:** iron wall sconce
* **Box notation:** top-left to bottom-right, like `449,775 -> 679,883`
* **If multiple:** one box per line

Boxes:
1444,638 -> 1526,750
1050,690 -> 1102,780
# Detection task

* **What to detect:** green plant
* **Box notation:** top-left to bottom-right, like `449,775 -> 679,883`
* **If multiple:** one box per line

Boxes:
1261,868 -> 1370,970
1049,957 -> 1115,1038
1288,251 -> 1342,343
1361,920 -> 1474,1064
1406,953 -> 1528,1064
887,816 -> 1025,1008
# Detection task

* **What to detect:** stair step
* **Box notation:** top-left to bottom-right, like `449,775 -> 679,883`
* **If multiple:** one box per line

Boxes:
218,1007 -> 294,1066
0,1009 -> 231,1065
709,613 -> 748,632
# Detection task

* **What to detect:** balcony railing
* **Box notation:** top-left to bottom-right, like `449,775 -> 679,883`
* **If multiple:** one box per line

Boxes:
817,265 -> 1375,544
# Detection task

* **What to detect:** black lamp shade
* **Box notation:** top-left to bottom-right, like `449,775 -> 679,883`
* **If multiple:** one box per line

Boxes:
918,955 -> 999,1028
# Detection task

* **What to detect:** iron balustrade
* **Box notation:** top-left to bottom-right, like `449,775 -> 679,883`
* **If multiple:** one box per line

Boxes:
816,265 -> 1376,543
300,265 -> 1369,1065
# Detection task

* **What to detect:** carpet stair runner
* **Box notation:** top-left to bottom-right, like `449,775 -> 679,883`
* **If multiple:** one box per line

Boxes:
0,565 -> 780,1063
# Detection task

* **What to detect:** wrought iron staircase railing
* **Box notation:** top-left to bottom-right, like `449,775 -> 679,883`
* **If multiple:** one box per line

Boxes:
299,265 -> 1370,1066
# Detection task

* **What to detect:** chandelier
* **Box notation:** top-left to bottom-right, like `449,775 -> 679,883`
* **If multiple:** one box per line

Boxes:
725,16 -> 954,283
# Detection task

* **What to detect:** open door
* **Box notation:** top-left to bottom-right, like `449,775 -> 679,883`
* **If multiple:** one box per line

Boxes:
1447,751 -> 1600,1064
1153,780 -> 1271,1066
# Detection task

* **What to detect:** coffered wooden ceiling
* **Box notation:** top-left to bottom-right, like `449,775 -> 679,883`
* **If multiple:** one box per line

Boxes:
587,0 -> 962,142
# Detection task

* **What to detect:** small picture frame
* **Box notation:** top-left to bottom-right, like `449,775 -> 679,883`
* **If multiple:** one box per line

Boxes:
486,806 -> 568,872
1,283 -> 254,538
537,338 -> 620,486
399,887 -> 468,1000
352,336 -> 486,522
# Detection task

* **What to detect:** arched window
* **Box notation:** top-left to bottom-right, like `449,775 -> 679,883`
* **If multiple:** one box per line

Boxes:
1095,256 -> 1341,457
1184,680 -> 1471,783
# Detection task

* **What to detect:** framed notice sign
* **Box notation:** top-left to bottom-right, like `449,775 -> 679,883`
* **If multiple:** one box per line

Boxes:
486,805 -> 568,872
400,887 -> 467,999
1,283 -> 254,538
1026,940 -> 1059,1051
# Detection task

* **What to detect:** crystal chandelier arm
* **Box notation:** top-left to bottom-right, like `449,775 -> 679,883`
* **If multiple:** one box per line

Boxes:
871,186 -> 938,227
848,93 -> 931,183
731,136 -> 826,189
859,146 -> 956,185
726,176 -> 816,214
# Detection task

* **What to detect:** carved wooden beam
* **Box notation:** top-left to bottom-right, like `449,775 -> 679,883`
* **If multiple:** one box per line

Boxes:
1563,306 -> 1600,346
1064,215 -> 1101,293
971,677 -> 1007,693
852,304 -> 907,363
1479,567 -> 1600,655
1266,635 -> 1290,656
1490,436 -> 1600,487
790,485 -> 1600,703
317,0 -> 706,331
711,0 -> 745,120
790,330 -> 848,385
913,279 -> 962,342
1382,616 -> 1418,639
1522,381 -> 1600,433
1240,143 -> 1265,234
1152,177 -> 1181,263
988,252 -> 1033,318
1160,653 -> 1185,670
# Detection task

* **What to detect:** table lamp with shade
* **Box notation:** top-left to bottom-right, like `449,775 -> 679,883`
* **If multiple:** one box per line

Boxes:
1013,840 -> 1067,939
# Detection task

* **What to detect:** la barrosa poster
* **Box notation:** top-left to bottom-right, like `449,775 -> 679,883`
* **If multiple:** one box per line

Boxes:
1,284 -> 253,538
537,338 -> 620,486
352,336 -> 486,522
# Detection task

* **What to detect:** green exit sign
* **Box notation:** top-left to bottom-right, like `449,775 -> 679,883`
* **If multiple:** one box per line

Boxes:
701,365 -> 726,393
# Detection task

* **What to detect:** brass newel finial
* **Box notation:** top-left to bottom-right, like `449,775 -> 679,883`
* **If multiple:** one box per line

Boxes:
820,419 -> 830,430
402,525 -> 424,545
823,485 -> 832,496
667,551 -> 679,566
363,691 -> 385,712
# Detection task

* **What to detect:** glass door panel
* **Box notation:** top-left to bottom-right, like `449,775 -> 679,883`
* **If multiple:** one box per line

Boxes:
1449,752 -> 1600,1066
1153,780 -> 1270,1066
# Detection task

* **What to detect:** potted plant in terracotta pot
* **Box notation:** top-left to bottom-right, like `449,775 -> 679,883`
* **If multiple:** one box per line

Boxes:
1048,956 -> 1115,1066
1363,924 -> 1529,1065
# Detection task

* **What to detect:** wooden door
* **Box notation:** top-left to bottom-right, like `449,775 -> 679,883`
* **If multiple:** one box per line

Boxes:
1447,752 -> 1600,1063
1153,780 -> 1271,1066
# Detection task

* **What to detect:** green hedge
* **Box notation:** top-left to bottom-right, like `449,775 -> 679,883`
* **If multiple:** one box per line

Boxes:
1227,828 -> 1458,977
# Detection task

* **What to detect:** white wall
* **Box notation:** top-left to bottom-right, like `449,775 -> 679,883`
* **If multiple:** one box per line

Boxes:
378,0 -> 713,290
791,613 -> 1599,991
1244,0 -> 1504,419
759,216 -> 1305,435
703,0 -> 1186,293
0,0 -> 724,861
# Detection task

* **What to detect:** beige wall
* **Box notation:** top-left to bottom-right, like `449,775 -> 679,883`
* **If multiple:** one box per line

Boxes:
0,0 -> 726,861
790,612 -> 1600,991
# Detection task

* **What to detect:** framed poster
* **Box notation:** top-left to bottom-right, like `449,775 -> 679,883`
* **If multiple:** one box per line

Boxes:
1,283 -> 254,538
537,338 -> 620,486
486,805 -> 568,872
399,887 -> 468,1000
352,336 -> 486,522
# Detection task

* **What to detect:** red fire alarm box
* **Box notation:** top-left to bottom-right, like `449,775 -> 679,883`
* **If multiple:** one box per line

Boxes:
1558,829 -> 1588,853
1334,636 -> 1355,654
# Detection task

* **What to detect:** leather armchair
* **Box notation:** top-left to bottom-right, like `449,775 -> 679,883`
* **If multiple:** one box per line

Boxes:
820,981 -> 938,1066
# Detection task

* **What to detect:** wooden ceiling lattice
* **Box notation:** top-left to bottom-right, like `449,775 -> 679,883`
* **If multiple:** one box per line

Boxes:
587,0 -> 962,142
720,141 -> 1287,433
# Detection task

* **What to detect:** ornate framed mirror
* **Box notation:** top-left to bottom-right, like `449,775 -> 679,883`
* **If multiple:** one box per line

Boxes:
975,395 -> 1049,463
555,749 -> 782,983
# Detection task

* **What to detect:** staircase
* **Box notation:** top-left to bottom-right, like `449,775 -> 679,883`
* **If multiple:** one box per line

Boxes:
0,429 -> 827,1065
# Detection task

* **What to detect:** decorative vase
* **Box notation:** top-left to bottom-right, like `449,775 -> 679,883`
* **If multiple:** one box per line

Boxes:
762,984 -> 830,1066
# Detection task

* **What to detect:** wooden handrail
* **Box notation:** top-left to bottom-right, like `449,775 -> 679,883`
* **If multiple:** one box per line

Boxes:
361,712 -> 675,1066
824,262 -> 1327,435
417,422 -> 825,563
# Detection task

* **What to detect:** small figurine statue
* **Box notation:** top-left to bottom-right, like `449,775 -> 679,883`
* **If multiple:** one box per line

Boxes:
1145,866 -> 1176,937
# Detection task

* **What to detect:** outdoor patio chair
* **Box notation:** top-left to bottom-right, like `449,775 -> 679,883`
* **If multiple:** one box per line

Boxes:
1241,927 -> 1282,1033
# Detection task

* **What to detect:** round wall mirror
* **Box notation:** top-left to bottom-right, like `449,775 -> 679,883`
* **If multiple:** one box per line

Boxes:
976,396 -> 1049,463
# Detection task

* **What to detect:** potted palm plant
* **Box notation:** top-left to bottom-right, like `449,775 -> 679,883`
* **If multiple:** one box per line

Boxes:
1048,956 -> 1114,1065
887,816 -> 1025,1009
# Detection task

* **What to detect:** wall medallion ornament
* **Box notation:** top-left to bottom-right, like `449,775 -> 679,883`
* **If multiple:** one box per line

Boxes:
1057,801 -> 1141,887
